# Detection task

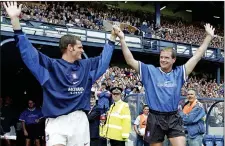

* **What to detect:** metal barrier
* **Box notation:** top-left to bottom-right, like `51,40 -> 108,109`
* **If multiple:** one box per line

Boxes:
124,94 -> 224,135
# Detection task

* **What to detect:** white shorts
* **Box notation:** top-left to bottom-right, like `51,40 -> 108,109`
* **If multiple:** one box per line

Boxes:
45,111 -> 90,146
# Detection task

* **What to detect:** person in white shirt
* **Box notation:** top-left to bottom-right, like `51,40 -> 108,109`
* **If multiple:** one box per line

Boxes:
134,105 -> 149,146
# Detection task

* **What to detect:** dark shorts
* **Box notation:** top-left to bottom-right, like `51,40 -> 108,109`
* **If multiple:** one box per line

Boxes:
25,124 -> 42,140
144,108 -> 185,144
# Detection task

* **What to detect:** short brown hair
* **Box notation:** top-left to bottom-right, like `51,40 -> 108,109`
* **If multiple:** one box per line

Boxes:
160,47 -> 176,59
59,35 -> 81,53
187,88 -> 197,95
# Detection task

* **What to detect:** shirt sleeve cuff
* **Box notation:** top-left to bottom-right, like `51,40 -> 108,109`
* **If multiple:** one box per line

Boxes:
14,29 -> 23,35
108,39 -> 115,46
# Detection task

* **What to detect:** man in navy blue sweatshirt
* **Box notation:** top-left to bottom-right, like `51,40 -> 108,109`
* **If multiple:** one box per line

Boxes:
3,2 -> 124,146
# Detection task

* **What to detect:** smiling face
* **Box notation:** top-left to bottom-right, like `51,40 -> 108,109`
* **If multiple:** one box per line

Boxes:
69,40 -> 84,60
186,89 -> 196,103
160,48 -> 176,72
60,35 -> 83,61
143,106 -> 149,115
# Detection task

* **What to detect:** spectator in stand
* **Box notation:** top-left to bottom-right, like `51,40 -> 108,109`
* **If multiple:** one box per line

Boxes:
96,83 -> 111,114
180,89 -> 206,146
88,93 -> 101,146
130,87 -> 140,94
134,105 -> 149,146
3,2 -> 223,49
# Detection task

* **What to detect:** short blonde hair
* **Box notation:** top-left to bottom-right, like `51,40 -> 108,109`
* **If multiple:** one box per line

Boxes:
160,47 -> 177,59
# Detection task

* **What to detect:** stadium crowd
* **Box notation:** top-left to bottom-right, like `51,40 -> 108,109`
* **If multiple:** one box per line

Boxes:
92,66 -> 224,99
1,1 -> 224,146
1,66 -> 224,146
1,1 -> 224,49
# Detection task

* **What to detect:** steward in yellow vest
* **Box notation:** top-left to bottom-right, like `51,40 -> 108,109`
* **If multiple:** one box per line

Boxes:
100,87 -> 131,146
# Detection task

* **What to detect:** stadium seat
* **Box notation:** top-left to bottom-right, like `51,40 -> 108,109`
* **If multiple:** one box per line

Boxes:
214,135 -> 224,146
203,135 -> 214,146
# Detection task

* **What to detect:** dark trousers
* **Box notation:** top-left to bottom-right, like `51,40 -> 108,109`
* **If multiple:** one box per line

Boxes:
136,135 -> 149,146
110,139 -> 125,146
99,138 -> 107,146
90,138 -> 99,146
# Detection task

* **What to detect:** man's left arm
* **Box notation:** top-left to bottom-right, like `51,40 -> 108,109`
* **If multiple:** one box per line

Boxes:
89,26 -> 122,82
38,109 -> 44,120
121,103 -> 131,140
180,105 -> 206,125
185,24 -> 215,77
87,109 -> 100,122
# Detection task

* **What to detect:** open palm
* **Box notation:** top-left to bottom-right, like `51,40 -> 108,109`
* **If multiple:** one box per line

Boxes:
204,23 -> 215,38
3,2 -> 22,19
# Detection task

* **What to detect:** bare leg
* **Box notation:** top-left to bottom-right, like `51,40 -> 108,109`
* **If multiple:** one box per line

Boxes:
35,139 -> 41,146
6,139 -> 11,146
169,136 -> 186,146
150,142 -> 163,146
25,139 -> 31,146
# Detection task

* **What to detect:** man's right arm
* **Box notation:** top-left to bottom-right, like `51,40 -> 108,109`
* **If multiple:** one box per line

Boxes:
4,2 -> 50,86
14,31 -> 50,85
120,38 -> 139,73
19,111 -> 28,136
179,106 -> 205,124
87,109 -> 100,122
133,116 -> 141,135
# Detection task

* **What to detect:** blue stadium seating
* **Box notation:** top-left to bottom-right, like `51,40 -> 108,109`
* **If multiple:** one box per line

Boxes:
203,135 -> 224,146
203,135 -> 214,146
214,135 -> 224,146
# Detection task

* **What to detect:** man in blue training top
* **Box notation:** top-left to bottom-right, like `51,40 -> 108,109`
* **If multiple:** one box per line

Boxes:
19,99 -> 43,146
119,19 -> 215,145
3,2 -> 124,146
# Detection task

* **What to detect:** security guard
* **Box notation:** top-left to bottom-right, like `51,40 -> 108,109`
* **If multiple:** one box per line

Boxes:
100,87 -> 131,146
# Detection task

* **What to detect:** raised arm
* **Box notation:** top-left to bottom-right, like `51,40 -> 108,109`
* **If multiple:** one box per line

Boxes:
185,24 -> 215,77
118,31 -> 139,72
3,2 -> 22,30
89,25 -> 122,82
4,2 -> 51,85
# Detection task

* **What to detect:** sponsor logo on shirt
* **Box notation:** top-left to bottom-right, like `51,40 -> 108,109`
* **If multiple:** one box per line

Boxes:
68,87 -> 84,95
71,72 -> 77,79
157,81 -> 177,88
73,81 -> 79,85
28,114 -> 39,118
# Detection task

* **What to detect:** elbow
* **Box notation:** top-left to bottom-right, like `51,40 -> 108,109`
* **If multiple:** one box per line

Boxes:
126,59 -> 134,66
127,61 -> 132,66
184,119 -> 194,124
184,121 -> 190,125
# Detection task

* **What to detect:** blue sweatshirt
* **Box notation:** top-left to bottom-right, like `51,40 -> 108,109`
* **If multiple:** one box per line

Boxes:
14,30 -> 115,118
19,108 -> 43,125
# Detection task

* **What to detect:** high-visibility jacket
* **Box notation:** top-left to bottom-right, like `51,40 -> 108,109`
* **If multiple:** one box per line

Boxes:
100,100 -> 131,141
